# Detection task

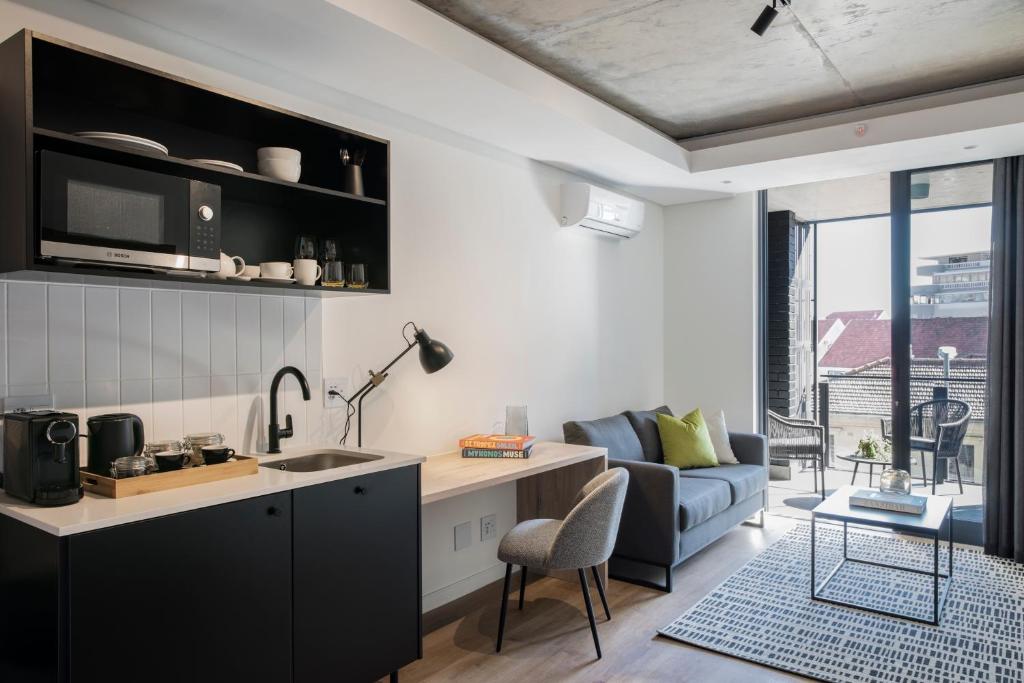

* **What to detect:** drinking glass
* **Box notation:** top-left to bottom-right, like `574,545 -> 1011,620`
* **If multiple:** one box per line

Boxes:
505,405 -> 529,436
323,261 -> 346,287
348,263 -> 368,289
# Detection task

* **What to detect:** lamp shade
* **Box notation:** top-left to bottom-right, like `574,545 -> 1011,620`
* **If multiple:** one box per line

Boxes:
414,328 -> 454,374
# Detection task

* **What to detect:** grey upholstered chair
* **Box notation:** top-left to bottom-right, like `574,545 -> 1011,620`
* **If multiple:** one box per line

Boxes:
494,468 -> 629,659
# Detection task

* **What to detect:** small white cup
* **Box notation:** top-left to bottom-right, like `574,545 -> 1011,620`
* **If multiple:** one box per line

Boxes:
241,265 -> 261,279
293,259 -> 323,286
260,262 -> 293,279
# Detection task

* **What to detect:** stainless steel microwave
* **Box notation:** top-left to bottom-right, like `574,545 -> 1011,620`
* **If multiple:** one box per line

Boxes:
38,150 -> 221,272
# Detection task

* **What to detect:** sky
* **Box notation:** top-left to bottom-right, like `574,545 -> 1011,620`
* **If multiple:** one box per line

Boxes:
814,206 -> 992,319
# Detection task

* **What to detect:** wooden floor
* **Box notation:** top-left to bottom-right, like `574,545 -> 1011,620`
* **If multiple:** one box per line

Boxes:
395,515 -> 809,683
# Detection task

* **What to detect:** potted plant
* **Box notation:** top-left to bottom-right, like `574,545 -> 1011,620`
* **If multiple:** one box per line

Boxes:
856,434 -> 890,460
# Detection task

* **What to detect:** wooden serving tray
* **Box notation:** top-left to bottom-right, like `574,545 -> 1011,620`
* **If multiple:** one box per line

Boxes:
81,456 -> 259,498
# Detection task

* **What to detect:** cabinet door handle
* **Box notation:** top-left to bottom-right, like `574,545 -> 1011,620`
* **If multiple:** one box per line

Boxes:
353,486 -> 366,495
267,506 -> 283,517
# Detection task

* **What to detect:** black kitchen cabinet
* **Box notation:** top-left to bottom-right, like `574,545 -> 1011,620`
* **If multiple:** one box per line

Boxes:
0,464 -> 422,683
66,492 -> 293,683
294,466 -> 422,683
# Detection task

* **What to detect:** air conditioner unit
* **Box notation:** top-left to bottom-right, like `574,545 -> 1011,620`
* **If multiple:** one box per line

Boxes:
560,182 -> 645,239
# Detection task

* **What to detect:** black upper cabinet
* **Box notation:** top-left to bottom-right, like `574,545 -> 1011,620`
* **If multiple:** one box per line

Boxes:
0,30 -> 390,294
293,465 -> 422,683
66,492 -> 293,683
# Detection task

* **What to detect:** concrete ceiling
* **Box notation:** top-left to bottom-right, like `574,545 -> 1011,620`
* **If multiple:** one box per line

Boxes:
416,0 -> 1024,139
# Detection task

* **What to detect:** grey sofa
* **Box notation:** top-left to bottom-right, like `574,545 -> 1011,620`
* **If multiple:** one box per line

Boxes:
563,406 -> 768,592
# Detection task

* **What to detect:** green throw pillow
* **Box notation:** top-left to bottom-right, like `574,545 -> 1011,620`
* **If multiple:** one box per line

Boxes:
657,409 -> 719,470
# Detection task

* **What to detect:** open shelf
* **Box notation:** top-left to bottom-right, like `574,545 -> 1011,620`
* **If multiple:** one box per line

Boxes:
0,30 -> 391,296
23,264 -> 388,298
34,128 -> 386,207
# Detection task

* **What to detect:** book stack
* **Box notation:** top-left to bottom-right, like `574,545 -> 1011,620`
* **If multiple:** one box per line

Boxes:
460,434 -> 535,459
849,488 -> 927,515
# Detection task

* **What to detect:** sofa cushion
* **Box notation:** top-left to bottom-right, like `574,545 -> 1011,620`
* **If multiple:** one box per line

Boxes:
677,477 -> 731,530
623,406 -> 672,463
658,410 -> 718,470
563,414 -> 644,462
680,464 -> 767,504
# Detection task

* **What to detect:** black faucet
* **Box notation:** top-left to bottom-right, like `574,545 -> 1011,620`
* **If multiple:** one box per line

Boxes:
268,366 -> 311,453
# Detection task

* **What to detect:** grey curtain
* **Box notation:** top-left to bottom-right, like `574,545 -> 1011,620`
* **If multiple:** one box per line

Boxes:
985,156 -> 1024,562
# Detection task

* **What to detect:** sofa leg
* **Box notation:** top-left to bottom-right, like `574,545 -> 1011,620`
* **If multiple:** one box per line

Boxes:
665,565 -> 673,593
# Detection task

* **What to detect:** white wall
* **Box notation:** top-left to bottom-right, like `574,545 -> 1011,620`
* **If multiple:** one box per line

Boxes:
663,194 -> 759,431
0,1 -> 665,608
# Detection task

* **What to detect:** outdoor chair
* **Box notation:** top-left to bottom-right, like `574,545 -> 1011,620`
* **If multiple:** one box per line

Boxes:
767,411 -> 827,500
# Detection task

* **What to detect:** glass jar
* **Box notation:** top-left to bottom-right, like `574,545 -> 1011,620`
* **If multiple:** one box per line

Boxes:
879,468 -> 912,495
111,455 -> 149,479
144,439 -> 184,473
184,432 -> 224,466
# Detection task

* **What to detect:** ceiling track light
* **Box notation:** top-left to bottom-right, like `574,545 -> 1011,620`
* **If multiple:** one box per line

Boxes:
751,0 -> 791,36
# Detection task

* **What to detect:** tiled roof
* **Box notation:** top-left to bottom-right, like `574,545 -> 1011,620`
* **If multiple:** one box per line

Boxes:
819,317 -> 989,369
824,310 -> 884,325
826,357 -> 987,421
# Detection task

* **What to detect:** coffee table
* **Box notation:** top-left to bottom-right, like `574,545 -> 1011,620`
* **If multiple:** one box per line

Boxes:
810,484 -> 952,625
837,453 -> 890,487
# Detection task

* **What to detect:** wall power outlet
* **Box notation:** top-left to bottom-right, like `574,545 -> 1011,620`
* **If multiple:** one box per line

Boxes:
324,378 -> 348,409
480,514 -> 497,541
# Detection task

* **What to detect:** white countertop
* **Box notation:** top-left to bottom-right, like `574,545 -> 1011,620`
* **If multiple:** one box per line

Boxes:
0,445 -> 425,537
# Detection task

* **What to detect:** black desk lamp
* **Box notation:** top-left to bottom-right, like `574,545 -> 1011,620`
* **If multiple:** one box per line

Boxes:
337,322 -> 454,447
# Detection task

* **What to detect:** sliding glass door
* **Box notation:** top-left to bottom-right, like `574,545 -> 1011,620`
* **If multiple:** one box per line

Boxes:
892,163 -> 993,543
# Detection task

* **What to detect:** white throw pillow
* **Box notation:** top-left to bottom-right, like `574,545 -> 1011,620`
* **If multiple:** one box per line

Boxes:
706,409 -> 739,464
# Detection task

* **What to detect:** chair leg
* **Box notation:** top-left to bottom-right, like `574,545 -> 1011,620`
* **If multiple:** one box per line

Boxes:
953,457 -> 964,495
812,457 -> 818,493
932,454 -> 937,495
820,455 -> 827,500
591,566 -> 611,620
518,566 -> 528,610
578,568 -> 602,659
495,563 -> 512,653
920,451 -> 928,489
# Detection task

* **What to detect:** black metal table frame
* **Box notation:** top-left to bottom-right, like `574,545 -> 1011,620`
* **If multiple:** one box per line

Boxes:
810,506 -> 953,626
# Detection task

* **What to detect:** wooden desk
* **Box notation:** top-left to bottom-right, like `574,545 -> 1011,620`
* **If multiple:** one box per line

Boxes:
421,442 -> 608,582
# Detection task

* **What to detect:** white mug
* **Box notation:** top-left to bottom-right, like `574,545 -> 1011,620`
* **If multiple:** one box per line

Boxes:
293,259 -> 323,286
213,252 -> 245,280
241,265 -> 261,279
260,262 -> 293,279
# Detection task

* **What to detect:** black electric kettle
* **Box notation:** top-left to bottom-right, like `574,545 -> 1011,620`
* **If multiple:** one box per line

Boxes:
85,413 -> 145,475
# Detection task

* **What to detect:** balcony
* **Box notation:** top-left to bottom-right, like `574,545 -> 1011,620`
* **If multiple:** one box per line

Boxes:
769,368 -> 986,522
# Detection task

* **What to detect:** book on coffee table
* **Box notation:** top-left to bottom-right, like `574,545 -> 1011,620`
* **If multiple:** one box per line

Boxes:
849,489 -> 927,515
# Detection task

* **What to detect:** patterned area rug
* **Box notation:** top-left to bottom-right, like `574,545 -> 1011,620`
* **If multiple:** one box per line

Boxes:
659,524 -> 1024,682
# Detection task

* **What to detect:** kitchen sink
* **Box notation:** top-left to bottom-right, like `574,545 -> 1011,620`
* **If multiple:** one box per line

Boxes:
260,451 -> 383,472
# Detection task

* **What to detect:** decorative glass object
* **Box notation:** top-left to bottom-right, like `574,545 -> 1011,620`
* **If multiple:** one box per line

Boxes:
879,468 -> 912,495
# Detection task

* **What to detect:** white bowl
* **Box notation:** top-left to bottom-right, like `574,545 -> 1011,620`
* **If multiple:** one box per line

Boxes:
257,147 -> 300,162
258,159 -> 301,183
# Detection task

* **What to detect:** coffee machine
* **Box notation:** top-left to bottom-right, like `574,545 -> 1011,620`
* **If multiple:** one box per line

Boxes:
2,410 -> 82,506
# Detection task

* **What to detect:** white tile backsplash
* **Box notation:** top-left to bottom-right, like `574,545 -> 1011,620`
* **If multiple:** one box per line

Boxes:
181,292 -> 210,378
119,289 -> 151,380
47,284 -> 85,382
85,287 -> 119,381
1,281 -> 323,453
151,291 -> 182,379
7,283 -> 48,386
